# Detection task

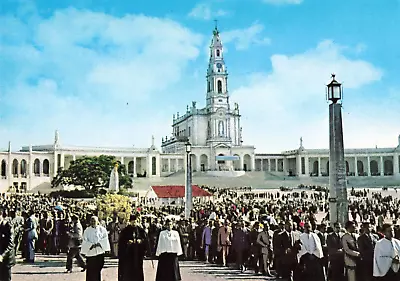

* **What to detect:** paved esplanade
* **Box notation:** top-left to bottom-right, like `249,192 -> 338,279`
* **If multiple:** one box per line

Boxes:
12,255 -> 276,281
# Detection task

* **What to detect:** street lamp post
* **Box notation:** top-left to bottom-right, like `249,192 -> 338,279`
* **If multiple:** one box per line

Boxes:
184,141 -> 192,219
327,74 -> 348,226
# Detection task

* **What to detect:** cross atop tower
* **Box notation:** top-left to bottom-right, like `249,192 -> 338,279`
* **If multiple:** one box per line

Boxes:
213,19 -> 219,35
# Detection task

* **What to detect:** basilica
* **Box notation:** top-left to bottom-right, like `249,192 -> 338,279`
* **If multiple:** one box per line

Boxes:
1,27 -> 399,192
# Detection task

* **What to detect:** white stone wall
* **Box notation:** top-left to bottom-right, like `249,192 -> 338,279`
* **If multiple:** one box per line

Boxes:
0,151 -> 53,192
194,115 -> 208,146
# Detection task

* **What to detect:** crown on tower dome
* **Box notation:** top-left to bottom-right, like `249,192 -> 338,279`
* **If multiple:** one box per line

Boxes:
213,26 -> 219,36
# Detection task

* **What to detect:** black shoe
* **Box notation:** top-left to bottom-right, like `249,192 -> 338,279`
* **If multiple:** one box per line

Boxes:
65,269 -> 72,273
81,267 -> 86,272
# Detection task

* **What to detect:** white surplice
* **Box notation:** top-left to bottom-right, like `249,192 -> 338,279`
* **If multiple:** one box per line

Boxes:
297,232 -> 324,261
156,229 -> 183,256
373,237 -> 400,277
81,225 -> 111,257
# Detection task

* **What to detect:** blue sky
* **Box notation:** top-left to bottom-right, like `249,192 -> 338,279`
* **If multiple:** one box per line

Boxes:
0,0 -> 399,152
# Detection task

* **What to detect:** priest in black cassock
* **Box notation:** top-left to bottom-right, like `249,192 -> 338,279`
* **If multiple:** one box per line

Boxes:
118,214 -> 149,281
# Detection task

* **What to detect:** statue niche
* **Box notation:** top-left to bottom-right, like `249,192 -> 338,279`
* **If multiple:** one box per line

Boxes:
218,121 -> 225,137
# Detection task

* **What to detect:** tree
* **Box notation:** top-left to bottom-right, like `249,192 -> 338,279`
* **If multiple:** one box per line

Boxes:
51,155 -> 132,192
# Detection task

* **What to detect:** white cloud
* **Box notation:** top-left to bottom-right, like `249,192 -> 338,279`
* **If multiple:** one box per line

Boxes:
221,22 -> 271,50
230,40 -> 398,152
188,3 -> 230,20
0,8 -> 203,150
262,0 -> 303,5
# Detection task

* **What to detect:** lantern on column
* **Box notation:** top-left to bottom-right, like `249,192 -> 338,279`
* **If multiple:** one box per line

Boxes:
185,141 -> 192,153
327,74 -> 342,103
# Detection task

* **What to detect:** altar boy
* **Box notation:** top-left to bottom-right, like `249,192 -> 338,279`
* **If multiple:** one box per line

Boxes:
373,223 -> 400,281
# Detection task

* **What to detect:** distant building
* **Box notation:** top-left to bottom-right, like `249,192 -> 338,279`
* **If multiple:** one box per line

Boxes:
1,28 -> 399,192
145,185 -> 212,206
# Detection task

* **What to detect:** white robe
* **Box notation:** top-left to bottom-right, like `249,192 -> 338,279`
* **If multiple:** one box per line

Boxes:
109,167 -> 119,192
156,229 -> 183,256
81,225 -> 111,257
373,237 -> 400,277
297,232 -> 324,261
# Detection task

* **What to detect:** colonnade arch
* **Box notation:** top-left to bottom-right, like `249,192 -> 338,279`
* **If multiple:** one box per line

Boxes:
128,161 -> 134,174
357,160 -> 364,175
243,154 -> 251,171
190,154 -> 197,172
384,160 -> 393,175
200,154 -> 208,171
370,160 -> 379,176
33,159 -> 41,176
43,159 -> 50,175
312,161 -> 319,175
12,159 -> 18,175
20,160 -> 27,176
233,154 -> 240,171
1,160 -> 6,177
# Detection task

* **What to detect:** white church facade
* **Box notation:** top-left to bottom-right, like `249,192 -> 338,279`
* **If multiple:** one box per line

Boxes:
160,27 -> 255,172
1,27 -> 399,192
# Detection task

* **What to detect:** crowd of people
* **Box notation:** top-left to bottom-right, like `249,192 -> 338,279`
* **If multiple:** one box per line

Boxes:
0,185 -> 399,281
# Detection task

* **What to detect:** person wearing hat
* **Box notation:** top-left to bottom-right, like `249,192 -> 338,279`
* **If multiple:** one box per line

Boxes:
342,221 -> 361,281
357,222 -> 377,281
118,214 -> 149,281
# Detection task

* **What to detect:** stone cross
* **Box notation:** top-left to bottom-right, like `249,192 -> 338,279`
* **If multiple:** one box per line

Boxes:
300,137 -> 303,147
151,135 -> 155,147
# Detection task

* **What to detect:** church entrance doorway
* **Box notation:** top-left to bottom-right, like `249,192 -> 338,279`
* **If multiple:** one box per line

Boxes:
201,164 -> 205,171
217,153 -> 225,164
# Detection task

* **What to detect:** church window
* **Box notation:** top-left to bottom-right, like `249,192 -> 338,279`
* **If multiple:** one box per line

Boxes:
219,99 -> 223,102
217,80 -> 222,93
216,49 -> 220,57
188,127 -> 191,137
207,81 -> 210,92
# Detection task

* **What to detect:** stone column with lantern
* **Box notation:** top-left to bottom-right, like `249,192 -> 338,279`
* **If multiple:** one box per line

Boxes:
327,74 -> 348,227
184,141 -> 193,219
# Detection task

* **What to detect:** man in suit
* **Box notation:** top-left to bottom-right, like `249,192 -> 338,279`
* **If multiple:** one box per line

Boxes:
272,222 -> 284,278
277,221 -> 298,281
342,221 -> 361,281
326,222 -> 345,281
317,223 -> 328,279
357,222 -> 376,281
232,221 -> 250,272
0,208 -> 16,281
257,223 -> 273,277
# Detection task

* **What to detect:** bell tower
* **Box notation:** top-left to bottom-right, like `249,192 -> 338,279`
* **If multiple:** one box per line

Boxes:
205,23 -> 232,144
206,23 -> 229,111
